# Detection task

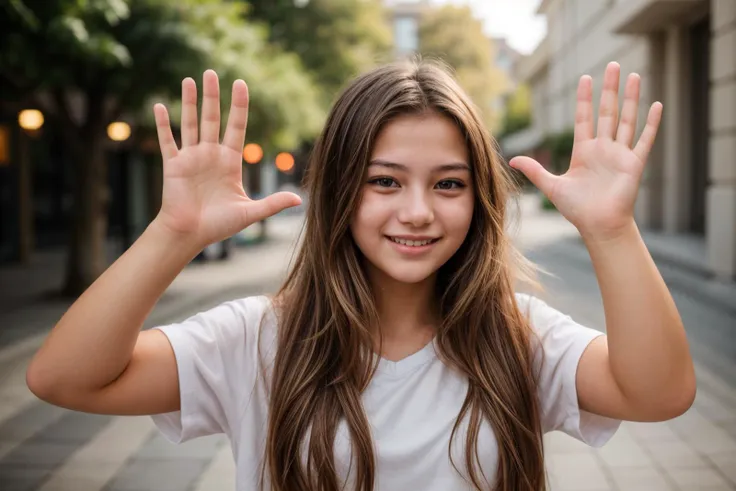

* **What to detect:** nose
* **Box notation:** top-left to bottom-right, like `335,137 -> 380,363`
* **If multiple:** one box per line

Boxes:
397,188 -> 434,227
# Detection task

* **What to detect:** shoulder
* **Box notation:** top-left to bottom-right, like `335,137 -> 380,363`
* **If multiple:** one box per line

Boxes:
514,292 -> 570,332
154,294 -> 278,351
514,292 -> 603,352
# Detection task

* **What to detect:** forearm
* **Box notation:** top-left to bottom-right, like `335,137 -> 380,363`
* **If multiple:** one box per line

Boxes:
582,221 -> 696,412
27,220 -> 200,396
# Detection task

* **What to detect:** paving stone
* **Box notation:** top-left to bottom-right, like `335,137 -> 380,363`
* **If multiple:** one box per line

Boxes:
694,391 -> 736,424
37,412 -> 111,444
104,458 -> 210,491
609,466 -> 673,491
192,445 -> 237,491
546,453 -> 612,490
544,431 -> 592,454
134,432 -> 225,460
0,403 -> 67,443
627,421 -> 681,443
642,438 -> 709,469
0,464 -> 53,491
669,407 -> 736,456
37,462 -> 121,491
708,450 -> 736,486
664,466 -> 734,490
595,424 -> 654,468
1,441 -> 79,467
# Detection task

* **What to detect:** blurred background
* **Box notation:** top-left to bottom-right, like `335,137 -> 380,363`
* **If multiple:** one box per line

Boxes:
0,1 -> 735,490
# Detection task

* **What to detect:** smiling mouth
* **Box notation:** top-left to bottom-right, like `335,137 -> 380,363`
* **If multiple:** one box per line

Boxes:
387,237 -> 440,247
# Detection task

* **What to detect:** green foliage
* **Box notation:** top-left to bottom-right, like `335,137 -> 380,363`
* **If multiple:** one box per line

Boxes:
244,0 -> 393,107
1,0 -> 207,118
136,0 -> 325,153
541,129 -> 574,174
418,5 -> 506,131
0,0 -> 325,153
541,195 -> 557,211
499,84 -> 532,137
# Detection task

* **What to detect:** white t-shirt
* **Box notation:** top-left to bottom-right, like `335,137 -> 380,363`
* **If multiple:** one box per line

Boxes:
151,293 -> 620,490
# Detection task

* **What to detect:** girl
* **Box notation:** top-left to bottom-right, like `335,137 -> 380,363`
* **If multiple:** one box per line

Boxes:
26,59 -> 696,491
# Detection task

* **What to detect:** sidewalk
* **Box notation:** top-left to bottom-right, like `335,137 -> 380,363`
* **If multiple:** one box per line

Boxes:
0,198 -> 735,491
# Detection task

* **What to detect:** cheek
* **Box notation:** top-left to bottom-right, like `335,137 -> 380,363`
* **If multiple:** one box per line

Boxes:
439,195 -> 474,235
351,192 -> 390,241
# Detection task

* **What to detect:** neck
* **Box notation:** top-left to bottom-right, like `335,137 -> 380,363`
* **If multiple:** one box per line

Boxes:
369,268 -> 439,342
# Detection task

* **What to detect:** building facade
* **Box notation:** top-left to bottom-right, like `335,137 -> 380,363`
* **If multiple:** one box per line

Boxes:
384,0 -> 429,59
504,0 -> 736,281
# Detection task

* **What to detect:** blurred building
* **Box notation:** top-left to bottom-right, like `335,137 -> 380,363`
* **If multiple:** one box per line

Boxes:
491,37 -> 523,123
504,0 -> 736,282
384,0 -> 430,59
0,104 -> 161,265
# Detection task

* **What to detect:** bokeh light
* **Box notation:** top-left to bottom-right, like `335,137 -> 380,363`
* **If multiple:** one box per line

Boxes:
107,122 -> 131,141
243,143 -> 263,164
18,110 -> 44,131
275,152 -> 295,172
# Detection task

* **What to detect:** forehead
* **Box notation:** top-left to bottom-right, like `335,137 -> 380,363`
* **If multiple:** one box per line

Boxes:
370,112 -> 468,167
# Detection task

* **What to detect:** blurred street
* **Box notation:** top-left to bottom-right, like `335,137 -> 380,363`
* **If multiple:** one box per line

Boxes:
0,193 -> 734,491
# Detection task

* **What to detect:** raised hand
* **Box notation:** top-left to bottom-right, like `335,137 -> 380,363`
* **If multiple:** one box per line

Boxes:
510,62 -> 663,241
152,70 -> 302,250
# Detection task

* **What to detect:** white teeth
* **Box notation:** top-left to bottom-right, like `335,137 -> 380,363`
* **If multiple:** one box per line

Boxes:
391,237 -> 436,246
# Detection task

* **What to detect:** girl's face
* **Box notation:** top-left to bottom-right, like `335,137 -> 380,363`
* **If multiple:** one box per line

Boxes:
350,111 -> 475,285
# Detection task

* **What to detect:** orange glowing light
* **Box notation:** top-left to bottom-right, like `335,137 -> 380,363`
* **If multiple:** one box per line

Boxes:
243,143 -> 263,164
275,152 -> 295,172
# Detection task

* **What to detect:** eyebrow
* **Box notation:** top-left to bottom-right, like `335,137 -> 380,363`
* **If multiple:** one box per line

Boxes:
368,159 -> 471,172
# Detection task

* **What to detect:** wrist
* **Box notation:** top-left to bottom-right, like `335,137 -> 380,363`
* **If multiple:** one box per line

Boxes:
579,219 -> 640,249
145,218 -> 204,261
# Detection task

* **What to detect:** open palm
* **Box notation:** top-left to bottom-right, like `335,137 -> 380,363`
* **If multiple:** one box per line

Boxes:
510,62 -> 663,240
153,70 -> 301,250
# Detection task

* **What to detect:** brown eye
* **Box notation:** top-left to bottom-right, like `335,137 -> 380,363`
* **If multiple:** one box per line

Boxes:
369,177 -> 399,188
436,180 -> 464,190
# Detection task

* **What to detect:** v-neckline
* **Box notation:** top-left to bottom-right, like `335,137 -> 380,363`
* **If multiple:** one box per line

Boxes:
374,337 -> 438,378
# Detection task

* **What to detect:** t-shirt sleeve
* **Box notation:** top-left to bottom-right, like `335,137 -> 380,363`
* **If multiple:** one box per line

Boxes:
149,295 -> 273,444
517,293 -> 620,447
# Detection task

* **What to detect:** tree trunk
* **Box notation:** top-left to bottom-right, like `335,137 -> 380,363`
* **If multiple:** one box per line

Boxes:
18,131 -> 33,263
62,129 -> 109,297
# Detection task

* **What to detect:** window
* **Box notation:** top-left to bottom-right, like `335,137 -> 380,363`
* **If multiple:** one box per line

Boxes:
394,16 -> 418,53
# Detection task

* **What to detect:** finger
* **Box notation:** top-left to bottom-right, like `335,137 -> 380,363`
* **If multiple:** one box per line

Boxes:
596,62 -> 620,139
222,80 -> 249,153
200,70 -> 221,143
180,78 -> 198,147
245,192 -> 303,225
615,73 -> 640,147
153,103 -> 178,161
509,156 -> 559,198
633,102 -> 663,164
574,75 -> 594,142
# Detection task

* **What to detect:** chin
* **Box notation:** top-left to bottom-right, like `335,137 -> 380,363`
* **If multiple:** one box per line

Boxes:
372,261 -> 439,285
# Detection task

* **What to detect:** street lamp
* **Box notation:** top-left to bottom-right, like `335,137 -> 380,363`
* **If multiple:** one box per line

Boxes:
17,109 -> 45,263
243,143 -> 263,164
107,122 -> 131,141
18,109 -> 44,131
275,152 -> 295,173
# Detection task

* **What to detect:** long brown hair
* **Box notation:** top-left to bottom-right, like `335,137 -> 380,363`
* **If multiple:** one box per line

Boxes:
264,59 -> 545,490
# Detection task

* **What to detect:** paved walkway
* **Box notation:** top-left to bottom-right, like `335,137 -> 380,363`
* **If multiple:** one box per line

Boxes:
0,196 -> 735,490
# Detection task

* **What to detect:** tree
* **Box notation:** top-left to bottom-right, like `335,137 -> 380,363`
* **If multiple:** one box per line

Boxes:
0,0 -> 323,295
418,5 -> 506,131
500,83 -> 532,138
243,0 -> 393,106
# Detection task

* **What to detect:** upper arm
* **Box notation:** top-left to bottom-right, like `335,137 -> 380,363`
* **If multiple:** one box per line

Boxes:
52,329 -> 182,416
575,335 -> 636,420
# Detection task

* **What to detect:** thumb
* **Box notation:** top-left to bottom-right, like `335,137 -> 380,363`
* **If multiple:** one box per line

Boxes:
245,192 -> 303,225
509,156 -> 558,197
